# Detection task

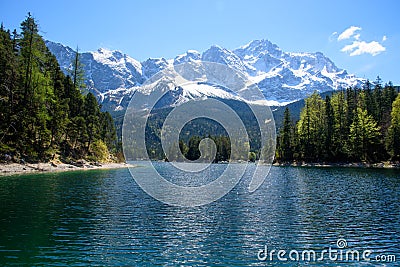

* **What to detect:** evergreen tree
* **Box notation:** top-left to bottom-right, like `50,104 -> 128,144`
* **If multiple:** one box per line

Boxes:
68,116 -> 87,157
381,82 -> 398,131
346,87 -> 359,129
324,95 -> 334,160
277,107 -> 293,161
84,92 -> 101,152
349,107 -> 381,162
179,140 -> 188,157
372,76 -> 384,123
297,92 -> 325,161
18,13 -> 54,158
0,14 -> 118,162
386,94 -> 400,160
0,26 -> 20,150
69,46 -> 86,94
331,91 -> 348,160
363,80 -> 375,117
46,54 -> 69,151
100,111 -> 117,152
186,136 -> 201,160
218,136 -> 230,162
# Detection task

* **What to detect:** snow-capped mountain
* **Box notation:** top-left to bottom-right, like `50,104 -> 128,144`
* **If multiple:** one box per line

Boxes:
45,41 -> 144,95
46,39 -> 364,111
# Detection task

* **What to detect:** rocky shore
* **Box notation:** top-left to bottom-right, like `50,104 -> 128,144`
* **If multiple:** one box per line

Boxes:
273,161 -> 400,169
0,161 -> 133,176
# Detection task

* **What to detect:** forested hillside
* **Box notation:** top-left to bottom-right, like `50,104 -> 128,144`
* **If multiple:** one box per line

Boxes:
0,14 -> 117,163
276,80 -> 400,163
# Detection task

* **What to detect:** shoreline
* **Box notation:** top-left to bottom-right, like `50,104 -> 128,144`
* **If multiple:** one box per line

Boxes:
0,162 -> 133,176
2,160 -> 399,176
273,161 -> 400,169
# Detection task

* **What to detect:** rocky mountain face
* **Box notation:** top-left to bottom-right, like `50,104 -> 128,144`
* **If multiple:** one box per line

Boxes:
46,39 -> 364,112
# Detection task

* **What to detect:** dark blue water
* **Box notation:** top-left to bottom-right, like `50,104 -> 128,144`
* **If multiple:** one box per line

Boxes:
0,164 -> 399,266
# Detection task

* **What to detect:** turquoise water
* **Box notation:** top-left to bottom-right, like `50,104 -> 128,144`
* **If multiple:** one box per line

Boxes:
0,164 -> 399,266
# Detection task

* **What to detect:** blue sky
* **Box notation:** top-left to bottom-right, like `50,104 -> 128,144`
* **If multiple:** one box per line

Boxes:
1,0 -> 399,84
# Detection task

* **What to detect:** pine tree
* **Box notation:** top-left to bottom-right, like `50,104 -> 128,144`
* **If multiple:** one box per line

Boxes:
187,136 -> 201,160
0,14 -> 118,162
46,52 -> 69,152
18,13 -> 54,159
297,92 -> 325,161
20,13 -> 38,105
324,95 -> 334,160
349,107 -> 381,162
372,76 -> 384,123
381,82 -> 398,131
331,91 -> 348,160
68,116 -> 87,157
277,107 -> 293,161
0,26 -> 20,151
179,140 -> 188,158
84,92 -> 101,152
69,47 -> 86,94
100,111 -> 117,151
363,80 -> 375,117
346,87 -> 358,129
386,94 -> 400,160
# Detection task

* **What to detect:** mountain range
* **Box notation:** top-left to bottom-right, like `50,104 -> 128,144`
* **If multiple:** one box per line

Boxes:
46,39 -> 364,112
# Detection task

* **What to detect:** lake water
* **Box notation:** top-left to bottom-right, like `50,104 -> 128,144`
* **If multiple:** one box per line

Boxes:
0,164 -> 399,266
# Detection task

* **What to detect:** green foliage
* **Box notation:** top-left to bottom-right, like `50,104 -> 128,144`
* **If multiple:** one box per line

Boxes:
100,111 -> 117,151
69,47 -> 86,94
276,107 -> 294,161
386,94 -> 400,160
348,107 -> 381,161
186,136 -> 202,160
174,135 -> 231,163
330,91 -> 348,158
89,140 -> 109,163
276,81 -> 398,163
297,92 -> 325,161
248,151 -> 257,162
0,14 -> 117,163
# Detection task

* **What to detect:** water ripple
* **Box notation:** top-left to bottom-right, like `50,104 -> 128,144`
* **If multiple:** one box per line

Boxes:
0,166 -> 399,266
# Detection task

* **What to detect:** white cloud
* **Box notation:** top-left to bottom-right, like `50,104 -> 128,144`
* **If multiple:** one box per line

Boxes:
338,26 -> 362,41
333,26 -> 386,57
341,40 -> 386,56
329,32 -> 338,42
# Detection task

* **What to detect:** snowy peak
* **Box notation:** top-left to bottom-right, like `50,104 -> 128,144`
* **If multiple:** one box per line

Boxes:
46,38 -> 365,112
234,39 -> 282,59
174,50 -> 201,65
45,41 -> 76,69
202,45 -> 247,73
141,58 -> 169,79
92,48 -> 142,75
234,40 -> 340,77
284,51 -> 339,74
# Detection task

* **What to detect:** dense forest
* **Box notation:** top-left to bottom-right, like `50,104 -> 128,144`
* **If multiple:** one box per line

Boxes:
0,14 -> 117,163
276,80 -> 400,163
146,82 -> 400,164
141,101 -> 261,162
